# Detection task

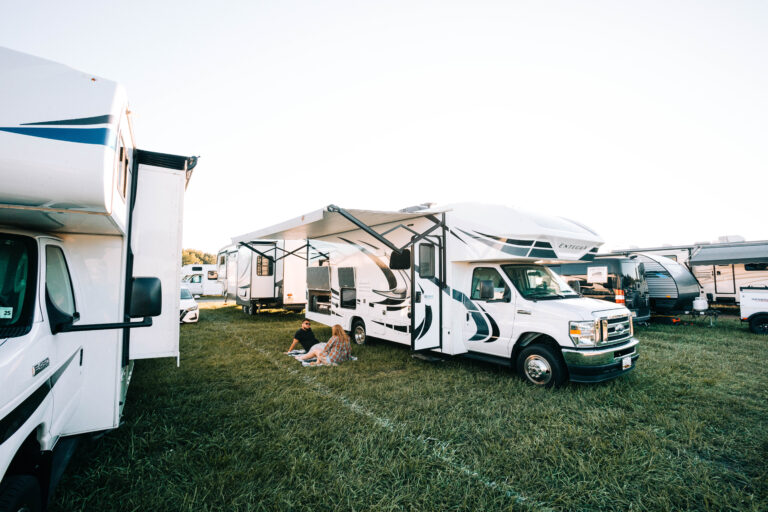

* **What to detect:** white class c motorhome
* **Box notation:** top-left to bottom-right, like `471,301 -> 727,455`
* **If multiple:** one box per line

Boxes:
0,47 -> 196,510
217,238 -> 307,314
181,264 -> 223,297
250,203 -> 639,386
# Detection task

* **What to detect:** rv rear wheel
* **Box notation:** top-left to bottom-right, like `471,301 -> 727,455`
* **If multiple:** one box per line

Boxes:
749,315 -> 768,335
351,319 -> 367,345
517,345 -> 566,388
0,475 -> 42,512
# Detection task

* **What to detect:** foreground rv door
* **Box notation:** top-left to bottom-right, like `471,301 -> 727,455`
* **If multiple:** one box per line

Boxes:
412,240 -> 443,351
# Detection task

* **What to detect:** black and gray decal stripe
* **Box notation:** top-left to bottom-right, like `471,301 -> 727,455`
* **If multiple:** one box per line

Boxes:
476,304 -> 500,343
0,350 -> 79,445
372,321 -> 410,333
21,115 -> 115,126
338,237 -> 397,289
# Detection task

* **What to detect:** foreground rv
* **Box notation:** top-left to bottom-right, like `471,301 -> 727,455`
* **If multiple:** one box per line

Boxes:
0,47 -> 196,510
250,204 -> 639,386
216,239 -> 306,313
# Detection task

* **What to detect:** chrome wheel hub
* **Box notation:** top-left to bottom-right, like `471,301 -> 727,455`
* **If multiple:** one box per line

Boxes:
354,326 -> 366,344
525,355 -> 552,385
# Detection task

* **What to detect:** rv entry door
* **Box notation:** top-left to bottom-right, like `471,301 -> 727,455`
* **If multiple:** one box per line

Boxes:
412,240 -> 443,351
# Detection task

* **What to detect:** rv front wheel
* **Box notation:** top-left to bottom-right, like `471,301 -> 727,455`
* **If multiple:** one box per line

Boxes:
351,319 -> 367,345
0,475 -> 42,512
517,345 -> 566,388
749,315 -> 768,335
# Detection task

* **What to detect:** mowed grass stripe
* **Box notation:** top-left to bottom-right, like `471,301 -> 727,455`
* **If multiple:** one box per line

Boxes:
51,305 -> 768,511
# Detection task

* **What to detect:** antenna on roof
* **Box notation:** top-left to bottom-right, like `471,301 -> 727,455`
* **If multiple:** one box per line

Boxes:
398,202 -> 435,213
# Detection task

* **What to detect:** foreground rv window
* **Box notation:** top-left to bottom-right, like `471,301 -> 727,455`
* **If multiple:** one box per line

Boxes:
502,264 -> 578,300
470,268 -> 509,302
0,235 -> 38,338
419,244 -> 435,278
257,256 -> 274,276
46,246 -> 76,316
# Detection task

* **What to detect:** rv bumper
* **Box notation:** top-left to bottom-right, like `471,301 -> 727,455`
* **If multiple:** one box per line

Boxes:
561,337 -> 639,383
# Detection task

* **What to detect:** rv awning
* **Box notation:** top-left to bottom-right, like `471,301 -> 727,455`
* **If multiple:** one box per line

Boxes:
690,242 -> 768,266
233,205 -> 448,249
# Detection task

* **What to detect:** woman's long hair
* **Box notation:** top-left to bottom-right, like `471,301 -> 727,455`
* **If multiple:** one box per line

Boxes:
332,324 -> 349,344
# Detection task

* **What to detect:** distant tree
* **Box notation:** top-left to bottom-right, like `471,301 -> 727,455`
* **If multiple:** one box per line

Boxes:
182,249 -> 216,265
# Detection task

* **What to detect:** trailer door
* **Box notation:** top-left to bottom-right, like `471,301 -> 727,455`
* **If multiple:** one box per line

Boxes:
412,240 -> 443,351
715,264 -> 735,295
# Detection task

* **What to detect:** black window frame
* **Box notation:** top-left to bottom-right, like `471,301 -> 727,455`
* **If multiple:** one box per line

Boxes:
745,263 -> 768,272
44,245 -> 78,330
470,267 -> 510,303
0,234 -> 38,339
418,243 -> 435,279
256,255 -> 274,277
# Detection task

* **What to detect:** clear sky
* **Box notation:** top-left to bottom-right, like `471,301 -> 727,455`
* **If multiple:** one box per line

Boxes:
2,1 -> 766,253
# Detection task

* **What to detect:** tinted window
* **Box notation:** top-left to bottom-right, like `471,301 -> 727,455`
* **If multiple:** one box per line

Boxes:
256,256 -> 273,276
0,235 -> 37,337
470,267 -> 509,302
191,274 -> 202,283
745,263 -> 768,271
46,246 -> 76,316
503,264 -> 577,300
419,244 -> 435,278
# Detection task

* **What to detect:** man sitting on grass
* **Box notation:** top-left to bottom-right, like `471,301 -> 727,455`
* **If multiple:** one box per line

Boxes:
285,318 -> 319,354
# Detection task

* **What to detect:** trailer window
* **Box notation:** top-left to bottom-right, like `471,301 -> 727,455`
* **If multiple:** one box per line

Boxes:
116,135 -> 129,200
46,246 -> 76,316
745,263 -> 768,271
470,267 -> 509,302
208,270 -> 218,280
419,244 -> 435,278
0,235 -> 38,338
256,256 -> 273,276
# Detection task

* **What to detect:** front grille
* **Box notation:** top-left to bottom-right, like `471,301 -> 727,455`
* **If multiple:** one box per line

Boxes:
599,314 -> 632,345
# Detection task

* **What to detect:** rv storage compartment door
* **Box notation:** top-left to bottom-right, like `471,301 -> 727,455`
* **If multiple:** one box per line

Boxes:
412,242 -> 442,351
307,266 -> 331,314
129,162 -> 185,360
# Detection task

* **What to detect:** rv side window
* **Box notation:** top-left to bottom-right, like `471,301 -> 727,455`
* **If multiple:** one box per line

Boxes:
419,244 -> 435,278
0,235 -> 38,338
191,274 -> 202,284
256,256 -> 273,276
470,267 -> 509,302
219,255 -> 226,266
338,267 -> 356,309
208,270 -> 218,280
45,246 -> 76,316
116,135 -> 129,199
745,263 -> 768,271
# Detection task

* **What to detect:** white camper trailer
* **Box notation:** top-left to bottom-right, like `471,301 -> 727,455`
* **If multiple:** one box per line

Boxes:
216,245 -> 239,302
181,263 -> 223,296
220,238 -> 307,313
0,47 -> 196,510
250,204 -> 639,386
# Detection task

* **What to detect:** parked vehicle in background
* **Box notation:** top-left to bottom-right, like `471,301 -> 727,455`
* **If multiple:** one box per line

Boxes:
217,239 -> 307,314
216,245 -> 238,302
612,240 -> 768,305
247,203 -> 639,387
740,287 -> 768,334
632,254 -> 701,314
180,286 -> 200,323
181,264 -> 223,296
0,47 -> 196,510
549,256 -> 651,322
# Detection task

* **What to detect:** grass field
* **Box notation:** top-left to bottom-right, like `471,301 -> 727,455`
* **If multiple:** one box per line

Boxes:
51,303 -> 767,511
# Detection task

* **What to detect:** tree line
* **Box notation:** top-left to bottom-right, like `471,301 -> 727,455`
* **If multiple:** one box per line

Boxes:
182,249 -> 216,265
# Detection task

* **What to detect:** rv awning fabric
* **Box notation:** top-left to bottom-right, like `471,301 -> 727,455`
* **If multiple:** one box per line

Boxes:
232,206 -> 449,243
690,243 -> 768,266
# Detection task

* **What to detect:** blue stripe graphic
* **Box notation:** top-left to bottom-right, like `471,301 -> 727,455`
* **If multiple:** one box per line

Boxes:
0,127 -> 115,147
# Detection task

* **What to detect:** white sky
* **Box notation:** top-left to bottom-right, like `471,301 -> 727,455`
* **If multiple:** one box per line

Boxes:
2,1 -> 766,253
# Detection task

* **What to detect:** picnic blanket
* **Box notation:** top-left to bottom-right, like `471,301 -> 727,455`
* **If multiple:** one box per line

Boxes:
285,349 -> 357,367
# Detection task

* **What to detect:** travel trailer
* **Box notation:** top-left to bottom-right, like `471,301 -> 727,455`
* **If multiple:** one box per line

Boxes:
249,203 -> 639,386
612,240 -> 768,305
627,254 -> 700,314
181,264 -> 223,296
548,256 -> 651,322
217,239 -> 306,313
0,47 -> 196,510
739,287 -> 768,334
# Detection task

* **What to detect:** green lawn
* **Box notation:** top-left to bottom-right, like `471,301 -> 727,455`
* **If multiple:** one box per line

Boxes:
51,304 -> 768,511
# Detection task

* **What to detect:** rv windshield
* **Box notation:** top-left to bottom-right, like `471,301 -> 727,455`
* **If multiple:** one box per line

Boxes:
0,235 -> 38,339
502,264 -> 578,300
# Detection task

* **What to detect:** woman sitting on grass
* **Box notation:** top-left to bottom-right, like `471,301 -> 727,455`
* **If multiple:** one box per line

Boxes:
297,324 -> 351,366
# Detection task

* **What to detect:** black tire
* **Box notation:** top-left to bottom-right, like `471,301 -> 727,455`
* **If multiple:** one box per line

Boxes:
351,319 -> 367,345
0,475 -> 42,512
516,344 -> 567,388
749,315 -> 768,335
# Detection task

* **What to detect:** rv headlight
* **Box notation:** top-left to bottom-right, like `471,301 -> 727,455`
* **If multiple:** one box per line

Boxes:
569,320 -> 600,347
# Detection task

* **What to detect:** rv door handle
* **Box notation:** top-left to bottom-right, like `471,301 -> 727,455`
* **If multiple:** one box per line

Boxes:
517,309 -> 532,315
414,292 -> 422,303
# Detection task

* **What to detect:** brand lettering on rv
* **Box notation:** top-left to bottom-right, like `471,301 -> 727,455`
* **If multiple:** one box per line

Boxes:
558,243 -> 588,251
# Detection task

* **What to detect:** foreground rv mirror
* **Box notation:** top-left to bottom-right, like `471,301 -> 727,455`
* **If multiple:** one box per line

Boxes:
389,249 -> 411,270
479,280 -> 494,300
568,280 -> 582,295
129,277 -> 162,318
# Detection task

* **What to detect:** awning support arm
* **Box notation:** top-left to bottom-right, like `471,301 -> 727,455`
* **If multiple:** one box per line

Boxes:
238,242 -> 311,262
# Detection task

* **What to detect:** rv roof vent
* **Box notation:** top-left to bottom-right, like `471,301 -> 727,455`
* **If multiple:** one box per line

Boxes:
717,235 -> 745,243
398,202 -> 435,213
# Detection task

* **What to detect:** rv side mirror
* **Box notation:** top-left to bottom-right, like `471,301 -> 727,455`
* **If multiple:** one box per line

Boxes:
479,280 -> 494,300
129,277 -> 162,318
389,249 -> 411,270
